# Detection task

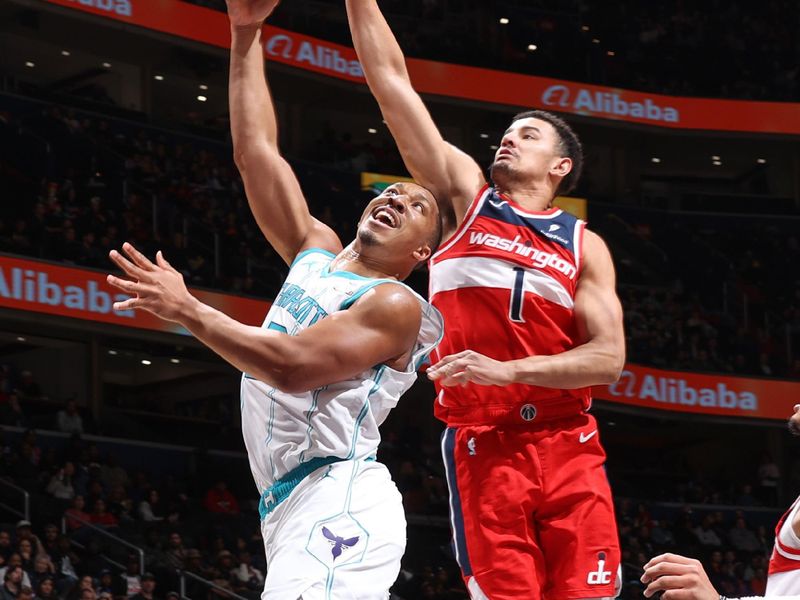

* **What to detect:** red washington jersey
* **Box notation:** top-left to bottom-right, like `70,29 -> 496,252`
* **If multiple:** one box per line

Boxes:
429,185 -> 591,426
767,495 -> 800,595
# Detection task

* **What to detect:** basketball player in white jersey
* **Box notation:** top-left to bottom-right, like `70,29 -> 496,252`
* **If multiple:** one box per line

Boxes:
640,404 -> 800,599
106,1 -> 444,597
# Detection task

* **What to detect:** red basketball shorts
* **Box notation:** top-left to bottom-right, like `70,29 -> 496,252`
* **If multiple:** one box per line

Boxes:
440,413 -> 620,600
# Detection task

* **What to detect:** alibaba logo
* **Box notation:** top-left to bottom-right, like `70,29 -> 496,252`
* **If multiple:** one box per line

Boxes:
541,85 -> 571,107
264,34 -> 294,59
608,370 -> 636,397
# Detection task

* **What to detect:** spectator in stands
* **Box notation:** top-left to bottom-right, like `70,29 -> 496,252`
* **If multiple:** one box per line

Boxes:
202,482 -> 238,516
99,456 -> 128,491
138,491 -> 163,523
757,452 -> 780,506
13,524 -> 42,559
728,517 -> 761,553
88,500 -> 118,529
694,515 -> 723,547
29,557 -> 54,594
17,587 -> 32,600
39,527 -> 58,561
46,462 -> 76,501
0,560 -> 31,592
56,401 -> 83,436
230,551 -> 263,598
64,496 -> 90,531
48,536 -> 78,593
128,573 -> 155,600
0,395 -> 27,428
0,532 -> 12,565
163,534 -> 185,571
121,558 -> 141,598
34,576 -> 56,600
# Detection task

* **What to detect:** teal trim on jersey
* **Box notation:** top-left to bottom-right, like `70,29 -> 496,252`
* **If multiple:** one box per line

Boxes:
298,387 -> 324,464
258,455 -> 345,520
414,308 -> 445,371
265,387 -> 278,480
267,321 -> 288,334
346,366 -> 385,460
338,280 -> 399,310
290,247 -> 336,269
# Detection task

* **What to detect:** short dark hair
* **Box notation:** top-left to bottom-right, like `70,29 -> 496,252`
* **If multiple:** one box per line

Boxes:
511,110 -> 583,195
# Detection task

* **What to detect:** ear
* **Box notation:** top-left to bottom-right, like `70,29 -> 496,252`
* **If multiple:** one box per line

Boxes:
412,244 -> 433,263
551,156 -> 572,178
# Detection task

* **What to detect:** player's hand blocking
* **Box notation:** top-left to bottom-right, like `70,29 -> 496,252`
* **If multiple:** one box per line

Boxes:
428,350 -> 515,387
226,0 -> 281,27
107,242 -> 194,323
641,553 -> 719,599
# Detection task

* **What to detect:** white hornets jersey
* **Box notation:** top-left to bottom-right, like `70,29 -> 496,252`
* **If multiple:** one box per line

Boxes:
240,248 -> 444,495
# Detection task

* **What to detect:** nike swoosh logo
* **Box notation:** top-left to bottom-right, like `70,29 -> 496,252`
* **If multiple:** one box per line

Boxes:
579,430 -> 598,443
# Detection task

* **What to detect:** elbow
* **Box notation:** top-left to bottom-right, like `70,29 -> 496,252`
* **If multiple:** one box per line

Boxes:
602,351 -> 626,384
232,143 -> 279,174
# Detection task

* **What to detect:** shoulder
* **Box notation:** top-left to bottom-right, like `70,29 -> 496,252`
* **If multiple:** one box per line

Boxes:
579,229 -> 615,278
349,283 -> 422,332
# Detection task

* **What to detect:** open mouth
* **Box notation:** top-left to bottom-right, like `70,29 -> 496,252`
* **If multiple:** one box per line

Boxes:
371,206 -> 399,228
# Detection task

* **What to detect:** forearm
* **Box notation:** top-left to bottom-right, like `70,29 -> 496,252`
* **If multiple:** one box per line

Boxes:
178,296 -> 292,389
510,341 -> 624,389
346,0 -> 411,93
229,24 -> 277,158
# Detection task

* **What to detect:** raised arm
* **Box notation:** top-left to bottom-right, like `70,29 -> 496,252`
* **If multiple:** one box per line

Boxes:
429,230 -> 625,388
227,0 -> 341,264
108,244 -> 421,393
345,0 -> 485,230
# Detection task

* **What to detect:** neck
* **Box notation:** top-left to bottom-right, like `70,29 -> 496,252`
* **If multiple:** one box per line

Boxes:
330,244 -> 405,280
493,180 -> 556,212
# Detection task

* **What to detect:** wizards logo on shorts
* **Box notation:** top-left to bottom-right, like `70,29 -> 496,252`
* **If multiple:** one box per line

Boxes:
322,526 -> 360,560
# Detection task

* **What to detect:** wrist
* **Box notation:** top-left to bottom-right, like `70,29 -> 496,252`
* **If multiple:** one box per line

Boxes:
175,293 -> 203,327
230,22 -> 264,35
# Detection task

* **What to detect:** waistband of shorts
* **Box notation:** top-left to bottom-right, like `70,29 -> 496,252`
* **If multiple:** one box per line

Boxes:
258,455 -> 375,520
442,397 -> 591,427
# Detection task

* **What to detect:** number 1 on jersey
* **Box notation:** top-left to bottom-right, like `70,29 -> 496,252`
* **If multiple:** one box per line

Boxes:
509,267 -> 525,323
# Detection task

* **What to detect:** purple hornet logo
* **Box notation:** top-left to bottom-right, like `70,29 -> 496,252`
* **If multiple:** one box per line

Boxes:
322,526 -> 360,560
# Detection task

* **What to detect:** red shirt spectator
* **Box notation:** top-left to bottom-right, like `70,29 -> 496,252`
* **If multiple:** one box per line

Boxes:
203,481 -> 239,515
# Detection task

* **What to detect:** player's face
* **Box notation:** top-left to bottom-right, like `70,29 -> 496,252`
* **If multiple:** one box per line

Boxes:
490,117 -> 571,188
788,404 -> 800,436
357,183 -> 439,262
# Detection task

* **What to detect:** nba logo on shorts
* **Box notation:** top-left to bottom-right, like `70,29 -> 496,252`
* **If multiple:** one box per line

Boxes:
587,552 -> 612,585
520,404 -> 537,422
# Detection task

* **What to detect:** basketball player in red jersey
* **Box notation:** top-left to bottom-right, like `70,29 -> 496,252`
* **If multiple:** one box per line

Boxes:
345,1 -> 625,598
641,404 -> 800,600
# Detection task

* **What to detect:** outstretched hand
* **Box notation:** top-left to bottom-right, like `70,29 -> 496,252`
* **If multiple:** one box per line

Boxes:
226,0 -> 281,27
107,242 -> 194,324
427,350 -> 515,387
640,553 -> 719,599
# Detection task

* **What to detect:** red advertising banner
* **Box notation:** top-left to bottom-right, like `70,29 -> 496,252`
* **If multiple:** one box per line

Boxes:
594,364 -> 799,421
0,255 -> 267,336
40,0 -> 800,135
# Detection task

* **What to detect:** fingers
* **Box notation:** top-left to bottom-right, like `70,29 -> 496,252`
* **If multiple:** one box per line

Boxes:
121,242 -> 157,271
428,351 -> 472,373
111,297 -> 144,312
641,561 -> 695,584
109,249 -> 152,283
156,251 -> 178,273
106,274 -> 155,297
643,575 -> 693,597
644,553 -> 697,570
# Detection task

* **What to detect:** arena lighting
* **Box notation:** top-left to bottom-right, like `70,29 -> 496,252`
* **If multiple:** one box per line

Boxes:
61,50 -> 71,57
713,160 -> 722,166
16,336 -> 26,342
528,44 -> 538,51
154,75 -> 164,81
757,158 -> 767,164
199,84 -> 208,90
108,350 -> 118,355
711,155 -> 721,160
102,62 -> 111,68
141,359 -> 152,366
170,358 -> 181,364
607,51 -> 615,56
592,38 -> 601,44
651,157 -> 661,163
368,128 -> 377,134
581,25 -> 590,31
499,17 -> 509,24
490,145 -> 499,150
480,133 -> 489,138
24,61 -> 35,68
197,95 -> 207,102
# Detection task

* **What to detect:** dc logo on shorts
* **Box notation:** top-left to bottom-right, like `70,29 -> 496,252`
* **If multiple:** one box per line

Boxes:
520,404 -> 537,422
587,552 -> 612,585
322,526 -> 359,560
